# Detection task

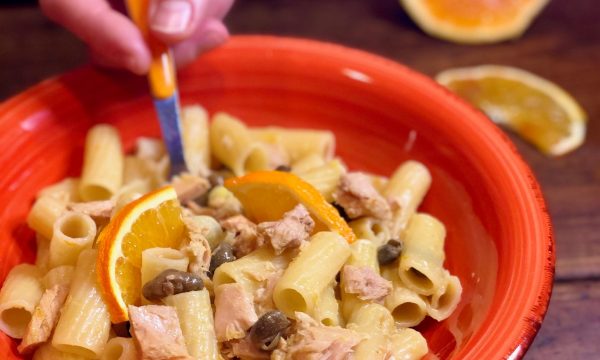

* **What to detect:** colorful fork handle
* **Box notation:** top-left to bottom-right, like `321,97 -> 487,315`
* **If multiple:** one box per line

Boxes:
125,0 -> 176,99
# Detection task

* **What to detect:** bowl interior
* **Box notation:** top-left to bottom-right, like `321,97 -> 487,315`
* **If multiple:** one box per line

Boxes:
0,36 -> 553,359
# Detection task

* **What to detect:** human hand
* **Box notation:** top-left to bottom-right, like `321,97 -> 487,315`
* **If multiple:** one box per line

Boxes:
40,0 -> 234,75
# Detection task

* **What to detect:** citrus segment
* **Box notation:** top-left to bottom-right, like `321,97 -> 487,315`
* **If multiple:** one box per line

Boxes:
224,171 -> 357,243
437,65 -> 586,156
400,0 -> 550,43
97,186 -> 185,322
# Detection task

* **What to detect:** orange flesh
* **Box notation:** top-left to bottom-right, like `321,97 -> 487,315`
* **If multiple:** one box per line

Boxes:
446,77 -> 572,151
423,0 -> 535,26
225,171 -> 357,243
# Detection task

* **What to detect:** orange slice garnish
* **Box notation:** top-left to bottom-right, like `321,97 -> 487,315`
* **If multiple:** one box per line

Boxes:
437,65 -> 587,156
400,0 -> 549,44
224,171 -> 356,243
96,186 -> 185,322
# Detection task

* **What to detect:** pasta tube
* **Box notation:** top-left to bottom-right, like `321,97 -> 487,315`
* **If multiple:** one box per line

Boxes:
347,303 -> 395,360
35,234 -> 50,272
0,264 -> 44,338
349,217 -> 391,247
388,328 -> 428,360
250,127 -> 335,163
79,124 -> 124,201
165,290 -> 219,360
383,160 -> 431,237
27,195 -> 66,240
48,212 -> 96,268
101,337 -> 138,360
210,113 -> 269,175
398,213 -> 447,296
37,177 -> 80,203
311,282 -> 341,326
33,343 -> 87,360
340,240 -> 380,321
426,273 -> 462,321
273,231 -> 351,318
182,105 -> 211,177
42,265 -> 75,289
213,247 -> 290,295
52,250 -> 111,358
382,267 -> 427,328
293,159 -> 346,202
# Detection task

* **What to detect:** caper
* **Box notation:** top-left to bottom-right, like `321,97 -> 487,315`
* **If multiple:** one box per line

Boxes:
275,165 -> 291,172
377,239 -> 403,265
250,311 -> 291,349
142,269 -> 204,301
209,243 -> 236,275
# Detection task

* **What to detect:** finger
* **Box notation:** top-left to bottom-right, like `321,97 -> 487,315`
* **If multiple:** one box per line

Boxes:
149,0 -> 207,44
172,19 -> 229,68
40,0 -> 151,74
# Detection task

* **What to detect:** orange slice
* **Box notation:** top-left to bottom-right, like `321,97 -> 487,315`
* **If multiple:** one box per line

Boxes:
437,65 -> 587,156
97,186 -> 185,322
224,171 -> 356,243
400,0 -> 550,44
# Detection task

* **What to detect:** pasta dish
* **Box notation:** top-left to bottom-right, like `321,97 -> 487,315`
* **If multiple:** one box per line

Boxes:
0,105 -> 461,360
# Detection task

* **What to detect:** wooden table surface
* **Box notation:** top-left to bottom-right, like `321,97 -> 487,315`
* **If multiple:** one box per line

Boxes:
1,0 -> 599,358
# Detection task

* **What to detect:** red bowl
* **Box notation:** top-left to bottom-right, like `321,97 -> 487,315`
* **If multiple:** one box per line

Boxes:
0,36 -> 553,359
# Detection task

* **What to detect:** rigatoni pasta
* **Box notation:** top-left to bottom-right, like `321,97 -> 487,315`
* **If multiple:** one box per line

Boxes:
79,124 -> 124,201
52,250 -> 111,358
48,212 -> 96,268
273,231 -> 351,318
398,213 -> 448,296
0,265 -> 43,338
164,290 -> 219,359
1,105 -> 464,359
101,337 -> 138,360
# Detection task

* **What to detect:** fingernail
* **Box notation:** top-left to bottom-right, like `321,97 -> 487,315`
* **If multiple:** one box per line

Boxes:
151,0 -> 192,34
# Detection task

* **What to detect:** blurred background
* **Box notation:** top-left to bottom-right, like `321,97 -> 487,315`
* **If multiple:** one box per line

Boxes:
1,0 -> 598,358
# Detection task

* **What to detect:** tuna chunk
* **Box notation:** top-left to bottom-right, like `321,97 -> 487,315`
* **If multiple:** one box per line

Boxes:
214,283 -> 259,341
272,312 -> 363,360
253,270 -> 283,316
341,265 -> 392,302
230,334 -> 271,360
257,204 -> 315,255
172,173 -> 210,204
128,305 -> 191,360
180,217 -> 212,275
333,172 -> 391,220
220,215 -> 264,257
67,200 -> 114,220
17,284 -> 69,354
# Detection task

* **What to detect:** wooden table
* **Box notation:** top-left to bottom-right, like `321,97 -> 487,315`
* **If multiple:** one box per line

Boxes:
1,0 -> 599,358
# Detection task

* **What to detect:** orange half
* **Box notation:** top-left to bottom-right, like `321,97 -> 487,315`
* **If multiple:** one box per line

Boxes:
96,186 -> 185,322
400,0 -> 550,44
225,171 -> 356,243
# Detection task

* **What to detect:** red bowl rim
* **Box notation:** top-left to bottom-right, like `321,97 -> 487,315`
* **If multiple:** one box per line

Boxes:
0,35 -> 554,360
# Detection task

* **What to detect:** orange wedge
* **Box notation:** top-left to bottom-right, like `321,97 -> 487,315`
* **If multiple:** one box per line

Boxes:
400,0 -> 550,44
224,171 -> 356,243
437,65 -> 587,156
97,186 -> 185,322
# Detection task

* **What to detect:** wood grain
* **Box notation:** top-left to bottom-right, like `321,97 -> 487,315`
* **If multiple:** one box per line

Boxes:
0,1 -> 598,358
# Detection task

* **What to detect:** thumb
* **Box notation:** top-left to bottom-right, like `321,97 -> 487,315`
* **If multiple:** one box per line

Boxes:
148,0 -> 208,44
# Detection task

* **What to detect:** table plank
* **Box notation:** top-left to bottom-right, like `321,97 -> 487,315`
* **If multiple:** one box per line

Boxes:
528,280 -> 600,359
